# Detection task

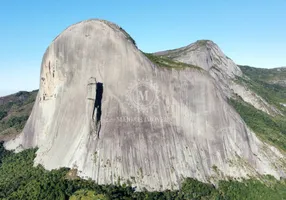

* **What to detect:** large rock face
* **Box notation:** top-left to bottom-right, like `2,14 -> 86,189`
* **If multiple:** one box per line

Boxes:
155,41 -> 282,115
5,19 -> 286,191
155,40 -> 242,97
155,40 -> 242,78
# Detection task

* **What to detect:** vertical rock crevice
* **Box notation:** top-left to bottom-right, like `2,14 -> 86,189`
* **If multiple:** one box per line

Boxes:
92,82 -> 103,138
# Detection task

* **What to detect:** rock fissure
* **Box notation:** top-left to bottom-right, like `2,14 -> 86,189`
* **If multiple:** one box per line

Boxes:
93,82 -> 103,138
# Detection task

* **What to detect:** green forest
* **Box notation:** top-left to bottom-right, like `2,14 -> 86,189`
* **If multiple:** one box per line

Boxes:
0,142 -> 285,200
238,65 -> 286,113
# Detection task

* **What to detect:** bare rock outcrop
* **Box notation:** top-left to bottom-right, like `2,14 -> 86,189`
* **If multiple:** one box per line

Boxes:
155,40 -> 242,78
5,20 -> 286,191
155,41 -> 282,115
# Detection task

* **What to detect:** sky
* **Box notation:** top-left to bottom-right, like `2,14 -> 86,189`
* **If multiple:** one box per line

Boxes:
0,0 -> 285,96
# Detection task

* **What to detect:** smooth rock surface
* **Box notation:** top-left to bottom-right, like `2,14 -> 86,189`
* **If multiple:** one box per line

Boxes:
155,40 -> 282,115
155,40 -> 242,78
6,19 -> 286,191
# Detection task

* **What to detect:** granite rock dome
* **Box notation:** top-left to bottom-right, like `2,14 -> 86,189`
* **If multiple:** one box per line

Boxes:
6,19 -> 286,191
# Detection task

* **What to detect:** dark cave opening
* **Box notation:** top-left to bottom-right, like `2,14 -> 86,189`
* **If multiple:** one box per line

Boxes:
92,82 -> 103,138
94,82 -> 103,123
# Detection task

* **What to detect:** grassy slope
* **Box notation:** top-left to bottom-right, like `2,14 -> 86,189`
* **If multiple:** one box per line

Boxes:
144,52 -> 202,70
239,65 -> 286,87
0,90 -> 37,141
238,65 -> 286,114
230,65 -> 286,152
229,96 -> 286,152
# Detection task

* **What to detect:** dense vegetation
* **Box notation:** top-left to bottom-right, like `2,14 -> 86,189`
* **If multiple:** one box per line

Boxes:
239,65 -> 286,87
0,91 -> 37,140
144,53 -> 202,70
0,142 -> 285,199
238,65 -> 286,113
229,97 -> 286,152
231,65 -> 286,152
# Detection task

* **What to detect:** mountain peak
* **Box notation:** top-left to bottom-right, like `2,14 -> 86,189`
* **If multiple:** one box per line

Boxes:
193,39 -> 215,46
154,40 -> 243,98
53,19 -> 137,47
155,40 -> 241,78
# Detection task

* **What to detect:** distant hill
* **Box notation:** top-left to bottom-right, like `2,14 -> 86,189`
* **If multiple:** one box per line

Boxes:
0,90 -> 37,141
239,65 -> 286,87
237,65 -> 286,114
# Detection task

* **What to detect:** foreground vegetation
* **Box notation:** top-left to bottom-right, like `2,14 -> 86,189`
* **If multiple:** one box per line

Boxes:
0,142 -> 285,200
